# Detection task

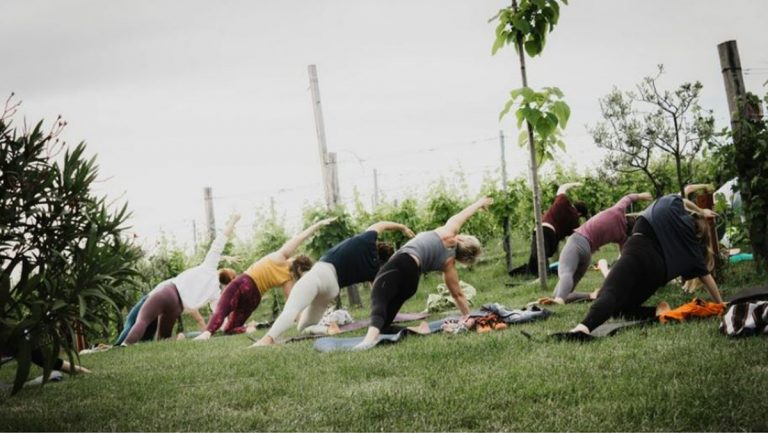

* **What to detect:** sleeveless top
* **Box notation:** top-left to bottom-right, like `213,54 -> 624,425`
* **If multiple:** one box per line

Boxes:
398,231 -> 456,273
244,257 -> 292,295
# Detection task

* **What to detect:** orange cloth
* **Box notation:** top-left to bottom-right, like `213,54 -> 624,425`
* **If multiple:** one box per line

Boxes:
658,298 -> 726,324
244,257 -> 292,295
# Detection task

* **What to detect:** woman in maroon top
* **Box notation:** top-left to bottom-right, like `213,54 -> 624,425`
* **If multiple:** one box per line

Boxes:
510,182 -> 589,276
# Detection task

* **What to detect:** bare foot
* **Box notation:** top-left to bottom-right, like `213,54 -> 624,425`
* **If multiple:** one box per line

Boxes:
552,297 -> 565,305
327,322 -> 341,335
176,333 -> 186,341
406,321 -> 431,335
250,336 -> 274,348
656,301 -> 671,316
193,331 -> 212,341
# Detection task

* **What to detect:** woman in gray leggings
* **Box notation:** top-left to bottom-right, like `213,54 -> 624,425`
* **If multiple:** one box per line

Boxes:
551,192 -> 652,304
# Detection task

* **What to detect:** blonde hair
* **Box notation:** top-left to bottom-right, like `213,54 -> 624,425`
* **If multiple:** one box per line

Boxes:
683,212 -> 716,294
455,234 -> 482,265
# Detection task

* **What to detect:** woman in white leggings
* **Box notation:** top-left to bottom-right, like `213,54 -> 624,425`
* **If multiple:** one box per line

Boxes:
251,221 -> 414,346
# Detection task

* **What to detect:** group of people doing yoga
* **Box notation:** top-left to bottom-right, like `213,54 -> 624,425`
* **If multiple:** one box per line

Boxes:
116,181 -> 723,349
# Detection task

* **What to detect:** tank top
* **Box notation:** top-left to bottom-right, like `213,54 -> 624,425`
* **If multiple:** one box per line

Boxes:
398,231 -> 456,273
244,257 -> 292,295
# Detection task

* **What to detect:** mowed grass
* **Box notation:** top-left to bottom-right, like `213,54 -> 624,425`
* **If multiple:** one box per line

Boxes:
1,240 -> 767,431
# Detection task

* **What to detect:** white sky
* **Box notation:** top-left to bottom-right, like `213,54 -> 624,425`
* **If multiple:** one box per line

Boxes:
2,0 -> 767,252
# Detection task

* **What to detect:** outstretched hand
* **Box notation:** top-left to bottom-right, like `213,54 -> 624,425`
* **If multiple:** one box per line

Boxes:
402,226 -> 416,238
317,217 -> 337,226
478,196 -> 493,210
638,192 -> 654,201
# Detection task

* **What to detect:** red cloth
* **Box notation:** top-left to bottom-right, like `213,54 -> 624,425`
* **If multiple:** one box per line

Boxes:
658,298 -> 726,324
543,194 -> 581,242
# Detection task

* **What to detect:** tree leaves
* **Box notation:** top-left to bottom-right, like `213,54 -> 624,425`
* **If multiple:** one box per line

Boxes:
500,86 -> 571,165
490,0 -> 567,57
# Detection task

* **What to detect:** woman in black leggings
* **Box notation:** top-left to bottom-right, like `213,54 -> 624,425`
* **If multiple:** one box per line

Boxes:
355,197 -> 493,350
570,195 -> 723,335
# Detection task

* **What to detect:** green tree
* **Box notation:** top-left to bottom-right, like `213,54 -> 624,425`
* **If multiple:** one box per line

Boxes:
492,0 -> 570,289
589,66 -> 717,197
0,100 -> 141,394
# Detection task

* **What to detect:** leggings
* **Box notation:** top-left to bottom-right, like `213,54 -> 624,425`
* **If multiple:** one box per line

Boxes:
2,348 -> 64,370
266,262 -> 340,340
113,294 -> 156,345
370,253 -> 420,331
123,283 -> 183,344
581,234 -> 667,331
510,226 -> 558,275
206,274 -> 262,334
553,233 -> 593,302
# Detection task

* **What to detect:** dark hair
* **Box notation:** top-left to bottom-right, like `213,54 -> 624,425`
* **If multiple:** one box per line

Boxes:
376,242 -> 395,264
290,255 -> 313,279
218,268 -> 237,285
574,201 -> 590,219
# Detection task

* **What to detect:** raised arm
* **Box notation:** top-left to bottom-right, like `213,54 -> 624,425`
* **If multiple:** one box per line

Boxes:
366,221 -> 415,238
557,182 -> 582,195
273,217 -> 336,261
201,214 -> 240,270
684,183 -> 715,197
439,197 -> 493,236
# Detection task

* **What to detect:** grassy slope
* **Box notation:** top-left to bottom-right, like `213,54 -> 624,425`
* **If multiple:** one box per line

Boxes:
1,241 -> 767,431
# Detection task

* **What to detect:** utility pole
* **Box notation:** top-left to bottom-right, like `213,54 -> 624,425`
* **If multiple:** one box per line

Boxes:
718,40 -> 747,125
373,168 -> 380,209
308,65 -> 361,308
308,64 -> 334,209
499,131 -> 513,273
512,0 -> 547,290
203,186 -> 216,242
192,220 -> 198,252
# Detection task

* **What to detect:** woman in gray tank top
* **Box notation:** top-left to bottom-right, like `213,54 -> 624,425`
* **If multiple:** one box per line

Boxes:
355,196 -> 493,350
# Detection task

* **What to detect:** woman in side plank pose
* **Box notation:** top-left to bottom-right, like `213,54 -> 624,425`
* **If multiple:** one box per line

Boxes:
550,192 -> 653,304
355,197 -> 493,350
568,194 -> 723,336
251,221 -> 415,346
122,214 -> 240,344
194,217 -> 335,340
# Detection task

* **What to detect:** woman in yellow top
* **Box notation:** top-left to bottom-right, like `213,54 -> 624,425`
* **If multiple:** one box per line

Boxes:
194,217 -> 335,339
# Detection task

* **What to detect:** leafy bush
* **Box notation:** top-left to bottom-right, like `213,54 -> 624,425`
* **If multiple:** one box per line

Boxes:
302,204 -> 357,259
0,104 -> 141,394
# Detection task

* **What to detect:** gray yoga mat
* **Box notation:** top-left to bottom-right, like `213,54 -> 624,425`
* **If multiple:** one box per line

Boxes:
313,319 -> 445,353
284,312 -> 429,343
549,319 -> 655,341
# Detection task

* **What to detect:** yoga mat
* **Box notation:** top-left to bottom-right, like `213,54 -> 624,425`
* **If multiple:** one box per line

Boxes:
284,312 -> 430,343
549,319 -> 655,341
313,319 -> 445,353
725,285 -> 768,304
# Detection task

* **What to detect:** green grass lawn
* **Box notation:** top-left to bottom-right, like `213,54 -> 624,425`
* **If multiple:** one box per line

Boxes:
1,241 -> 767,431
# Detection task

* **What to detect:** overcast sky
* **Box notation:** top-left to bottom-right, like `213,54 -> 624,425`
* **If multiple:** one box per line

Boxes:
2,0 -> 767,252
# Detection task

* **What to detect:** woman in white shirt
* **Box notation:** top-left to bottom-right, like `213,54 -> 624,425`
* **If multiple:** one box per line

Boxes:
122,214 -> 240,345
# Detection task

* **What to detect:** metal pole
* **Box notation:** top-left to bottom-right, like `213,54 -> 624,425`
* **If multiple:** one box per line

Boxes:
500,131 -> 513,273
